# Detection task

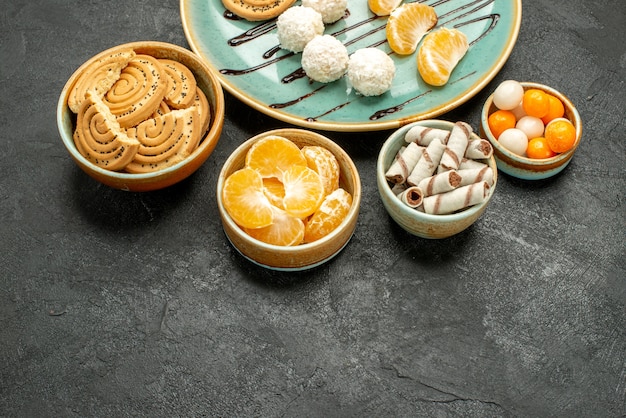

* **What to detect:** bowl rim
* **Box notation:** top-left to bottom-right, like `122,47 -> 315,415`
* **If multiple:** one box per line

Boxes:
56,40 -> 225,181
481,81 -> 582,166
377,119 -> 498,222
216,128 -> 362,254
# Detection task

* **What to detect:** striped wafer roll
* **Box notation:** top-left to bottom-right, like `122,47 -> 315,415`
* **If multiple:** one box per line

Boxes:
159,59 -> 197,109
459,157 -> 489,171
423,181 -> 490,215
68,48 -> 136,113
439,121 -> 472,171
404,125 -> 450,146
125,106 -> 201,173
73,91 -> 140,171
457,167 -> 494,187
385,142 -> 425,184
406,138 -> 447,186
465,138 -> 493,159
103,54 -> 167,128
417,170 -> 462,197
397,186 -> 424,208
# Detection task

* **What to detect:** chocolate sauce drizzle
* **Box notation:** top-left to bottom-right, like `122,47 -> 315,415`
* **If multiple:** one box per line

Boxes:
217,0 -> 505,122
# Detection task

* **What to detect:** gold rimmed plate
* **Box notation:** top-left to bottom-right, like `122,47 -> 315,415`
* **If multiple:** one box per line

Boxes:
181,0 -> 521,132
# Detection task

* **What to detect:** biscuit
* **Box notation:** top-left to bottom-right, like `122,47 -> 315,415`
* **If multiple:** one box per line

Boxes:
67,48 -> 135,113
221,0 -> 296,21
124,106 -> 201,173
73,91 -> 140,171
102,54 -> 167,128
159,59 -> 197,109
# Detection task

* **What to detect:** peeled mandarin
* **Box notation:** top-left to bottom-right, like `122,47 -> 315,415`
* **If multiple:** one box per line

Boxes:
386,3 -> 438,55
301,145 -> 340,197
368,0 -> 403,16
243,206 -> 305,246
245,135 -> 307,179
417,27 -> 468,86
304,188 -> 352,243
222,167 -> 274,229
282,165 -> 325,219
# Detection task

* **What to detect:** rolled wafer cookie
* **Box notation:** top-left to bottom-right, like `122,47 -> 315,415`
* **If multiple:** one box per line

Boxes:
73,91 -> 140,171
125,106 -> 201,173
457,167 -> 494,187
159,59 -> 197,109
67,48 -> 136,113
397,186 -> 424,209
439,121 -> 472,172
385,142 -> 425,184
423,181 -> 490,215
417,170 -> 462,197
406,138 -> 447,186
404,125 -> 450,146
103,54 -> 167,128
464,139 -> 493,159
221,0 -> 297,21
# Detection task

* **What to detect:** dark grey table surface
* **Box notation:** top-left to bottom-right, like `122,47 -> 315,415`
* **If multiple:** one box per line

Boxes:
1,0 -> 624,416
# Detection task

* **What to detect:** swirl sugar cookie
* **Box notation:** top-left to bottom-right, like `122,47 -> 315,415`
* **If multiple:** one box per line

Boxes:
103,54 -> 167,128
221,0 -> 296,21
67,48 -> 136,113
159,59 -> 197,109
73,91 -> 140,171
125,106 -> 201,173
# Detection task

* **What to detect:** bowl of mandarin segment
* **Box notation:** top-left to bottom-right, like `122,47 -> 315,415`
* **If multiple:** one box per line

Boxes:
57,41 -> 225,191
217,128 -> 361,271
480,80 -> 582,180
377,119 -> 498,239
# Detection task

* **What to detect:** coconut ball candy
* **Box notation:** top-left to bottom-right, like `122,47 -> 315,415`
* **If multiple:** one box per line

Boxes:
347,47 -> 396,96
301,35 -> 349,83
276,6 -> 324,53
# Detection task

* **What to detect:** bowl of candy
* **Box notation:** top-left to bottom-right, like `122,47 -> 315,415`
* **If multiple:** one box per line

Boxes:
480,80 -> 582,180
377,119 -> 497,239
217,128 -> 361,270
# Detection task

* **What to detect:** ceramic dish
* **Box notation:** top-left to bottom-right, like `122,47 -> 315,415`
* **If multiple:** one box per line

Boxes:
377,119 -> 497,238
480,82 -> 582,180
57,41 -> 225,192
180,0 -> 522,132
217,128 -> 361,271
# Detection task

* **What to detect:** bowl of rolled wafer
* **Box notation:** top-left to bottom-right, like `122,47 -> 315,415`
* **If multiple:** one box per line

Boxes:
57,41 -> 225,191
377,119 -> 497,239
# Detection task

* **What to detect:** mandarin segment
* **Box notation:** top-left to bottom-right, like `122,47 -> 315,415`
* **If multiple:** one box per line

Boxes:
304,188 -> 353,243
222,167 -> 274,229
244,206 -> 305,246
245,135 -> 307,179
282,165 -> 325,219
262,177 -> 286,209
417,27 -> 468,86
301,145 -> 340,197
386,3 -> 438,55
368,0 -> 403,16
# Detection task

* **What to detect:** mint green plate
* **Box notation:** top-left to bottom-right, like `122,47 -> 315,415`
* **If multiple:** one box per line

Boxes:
181,0 -> 521,132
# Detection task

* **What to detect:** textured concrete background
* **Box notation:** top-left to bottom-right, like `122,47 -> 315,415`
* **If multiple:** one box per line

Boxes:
1,0 -> 625,416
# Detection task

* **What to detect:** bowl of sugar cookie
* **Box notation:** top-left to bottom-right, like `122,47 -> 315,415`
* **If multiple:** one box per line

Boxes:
217,128 -> 361,271
377,119 -> 498,239
57,41 -> 225,191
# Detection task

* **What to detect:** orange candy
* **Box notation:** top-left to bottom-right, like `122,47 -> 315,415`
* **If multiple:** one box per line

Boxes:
522,89 -> 550,118
526,137 -> 557,159
541,94 -> 565,124
488,109 -> 516,139
545,119 -> 576,153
